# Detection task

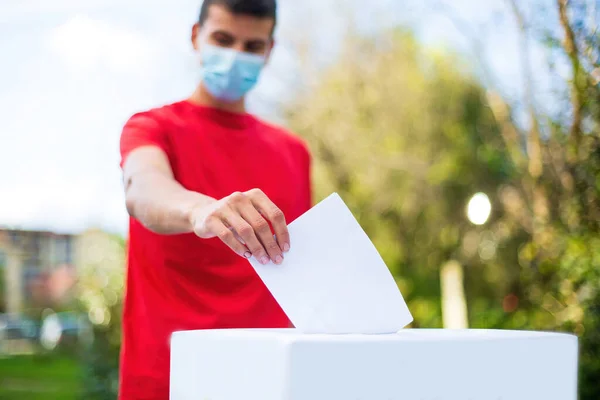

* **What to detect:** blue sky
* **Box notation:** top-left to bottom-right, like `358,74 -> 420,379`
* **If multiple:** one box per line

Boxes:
0,0 -> 558,235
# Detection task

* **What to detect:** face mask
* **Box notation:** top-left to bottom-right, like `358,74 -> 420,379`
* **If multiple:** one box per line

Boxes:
198,43 -> 266,102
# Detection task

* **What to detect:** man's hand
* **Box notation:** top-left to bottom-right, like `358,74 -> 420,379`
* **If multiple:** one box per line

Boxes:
190,188 -> 290,265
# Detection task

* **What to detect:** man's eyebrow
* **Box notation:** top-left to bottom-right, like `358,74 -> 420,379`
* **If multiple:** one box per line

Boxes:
211,30 -> 234,37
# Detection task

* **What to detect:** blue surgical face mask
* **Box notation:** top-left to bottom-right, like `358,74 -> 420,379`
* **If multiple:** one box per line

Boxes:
199,43 -> 266,103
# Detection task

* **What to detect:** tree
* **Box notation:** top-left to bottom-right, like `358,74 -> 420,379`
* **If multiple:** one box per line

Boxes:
287,30 -> 518,327
496,1 -> 600,396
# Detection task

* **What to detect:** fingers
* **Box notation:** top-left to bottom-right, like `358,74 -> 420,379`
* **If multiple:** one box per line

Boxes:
236,200 -> 284,265
247,189 -> 290,254
206,217 -> 251,260
197,190 -> 289,265
221,208 -> 271,265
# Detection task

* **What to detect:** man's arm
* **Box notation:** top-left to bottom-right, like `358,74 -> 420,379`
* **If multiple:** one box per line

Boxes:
123,146 -> 212,234
122,146 -> 289,265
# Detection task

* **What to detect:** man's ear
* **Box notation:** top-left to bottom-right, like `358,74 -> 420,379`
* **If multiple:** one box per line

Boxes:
191,23 -> 201,50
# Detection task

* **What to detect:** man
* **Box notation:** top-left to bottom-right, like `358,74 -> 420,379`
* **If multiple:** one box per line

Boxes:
118,0 -> 311,398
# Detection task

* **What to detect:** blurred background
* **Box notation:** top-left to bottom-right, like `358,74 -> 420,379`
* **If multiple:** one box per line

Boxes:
1,0 -> 599,398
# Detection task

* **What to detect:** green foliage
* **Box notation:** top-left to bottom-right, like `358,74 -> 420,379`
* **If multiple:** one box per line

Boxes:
288,30 -> 517,327
78,323 -> 121,400
75,231 -> 125,399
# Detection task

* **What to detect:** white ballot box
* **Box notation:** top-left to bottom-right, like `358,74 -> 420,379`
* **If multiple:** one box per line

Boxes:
170,328 -> 578,400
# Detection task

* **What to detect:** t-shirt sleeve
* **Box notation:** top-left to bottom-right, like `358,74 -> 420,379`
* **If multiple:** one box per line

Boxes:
119,111 -> 170,168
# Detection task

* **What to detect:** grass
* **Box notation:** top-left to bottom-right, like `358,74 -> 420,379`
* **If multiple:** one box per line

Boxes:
0,353 -> 82,400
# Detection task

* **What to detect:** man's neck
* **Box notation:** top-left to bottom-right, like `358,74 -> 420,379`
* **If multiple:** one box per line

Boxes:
188,85 -> 246,114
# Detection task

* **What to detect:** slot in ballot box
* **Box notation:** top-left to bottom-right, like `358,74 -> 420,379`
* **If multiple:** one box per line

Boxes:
170,328 -> 578,400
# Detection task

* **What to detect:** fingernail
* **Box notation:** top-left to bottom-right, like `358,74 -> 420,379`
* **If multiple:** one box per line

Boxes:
260,256 -> 269,265
275,255 -> 283,264
244,251 -> 252,259
283,243 -> 290,252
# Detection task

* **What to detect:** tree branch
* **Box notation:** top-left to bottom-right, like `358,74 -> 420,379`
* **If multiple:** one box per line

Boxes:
506,0 -> 544,179
558,0 -> 584,150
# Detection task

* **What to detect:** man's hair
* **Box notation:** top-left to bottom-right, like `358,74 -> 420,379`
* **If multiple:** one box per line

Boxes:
199,0 -> 277,28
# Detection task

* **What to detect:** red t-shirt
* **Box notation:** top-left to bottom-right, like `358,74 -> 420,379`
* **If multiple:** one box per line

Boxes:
117,100 -> 311,400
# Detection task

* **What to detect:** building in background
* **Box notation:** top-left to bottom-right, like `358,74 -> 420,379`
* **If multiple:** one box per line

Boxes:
0,228 -> 116,315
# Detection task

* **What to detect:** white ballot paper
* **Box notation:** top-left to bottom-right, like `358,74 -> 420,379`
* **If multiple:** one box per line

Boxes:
248,192 -> 413,334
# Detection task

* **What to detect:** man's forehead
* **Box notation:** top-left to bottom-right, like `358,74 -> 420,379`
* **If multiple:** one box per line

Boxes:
203,4 -> 274,38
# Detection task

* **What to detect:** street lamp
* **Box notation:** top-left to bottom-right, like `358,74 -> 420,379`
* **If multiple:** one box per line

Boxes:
467,192 -> 492,225
441,192 -> 492,329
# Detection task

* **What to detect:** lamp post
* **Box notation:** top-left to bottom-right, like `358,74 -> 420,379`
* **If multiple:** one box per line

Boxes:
441,192 -> 492,329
